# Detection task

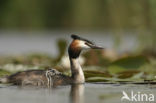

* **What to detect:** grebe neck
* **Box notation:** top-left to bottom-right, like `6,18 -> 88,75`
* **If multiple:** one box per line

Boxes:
68,40 -> 85,84
69,57 -> 85,84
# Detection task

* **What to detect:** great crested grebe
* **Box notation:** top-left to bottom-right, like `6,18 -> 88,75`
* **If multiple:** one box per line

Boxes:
0,35 -> 103,87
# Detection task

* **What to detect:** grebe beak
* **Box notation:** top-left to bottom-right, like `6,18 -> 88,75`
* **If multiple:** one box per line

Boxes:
90,45 -> 104,49
85,42 -> 104,49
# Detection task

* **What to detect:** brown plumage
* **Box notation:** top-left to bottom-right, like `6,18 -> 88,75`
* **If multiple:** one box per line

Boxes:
6,70 -> 73,87
68,40 -> 82,59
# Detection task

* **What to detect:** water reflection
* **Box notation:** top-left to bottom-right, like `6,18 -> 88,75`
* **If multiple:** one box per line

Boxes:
1,83 -> 155,103
70,84 -> 84,103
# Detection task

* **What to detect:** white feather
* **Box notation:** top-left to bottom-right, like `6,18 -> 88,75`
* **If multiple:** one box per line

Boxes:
78,41 -> 90,49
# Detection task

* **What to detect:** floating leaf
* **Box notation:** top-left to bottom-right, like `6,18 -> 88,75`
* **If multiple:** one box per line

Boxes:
117,70 -> 142,79
0,69 -> 11,77
84,70 -> 112,78
108,55 -> 148,74
110,55 -> 148,69
86,77 -> 111,82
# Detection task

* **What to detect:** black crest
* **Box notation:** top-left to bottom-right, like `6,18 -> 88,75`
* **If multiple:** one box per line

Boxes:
71,34 -> 81,40
71,34 -> 94,44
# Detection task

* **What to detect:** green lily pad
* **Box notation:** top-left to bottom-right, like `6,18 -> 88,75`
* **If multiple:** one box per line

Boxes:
117,70 -> 142,79
0,69 -> 11,77
84,70 -> 112,78
86,77 -> 111,82
108,55 -> 148,74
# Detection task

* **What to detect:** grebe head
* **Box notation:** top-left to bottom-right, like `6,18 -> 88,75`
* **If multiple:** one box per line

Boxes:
68,34 -> 103,58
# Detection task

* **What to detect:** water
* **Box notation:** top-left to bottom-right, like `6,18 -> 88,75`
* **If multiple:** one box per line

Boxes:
0,83 -> 156,103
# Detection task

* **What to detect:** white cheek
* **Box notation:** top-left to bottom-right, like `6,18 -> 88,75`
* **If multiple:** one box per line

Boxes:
79,41 -> 90,49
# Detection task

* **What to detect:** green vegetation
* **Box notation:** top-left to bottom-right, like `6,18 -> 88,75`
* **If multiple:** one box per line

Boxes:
0,0 -> 156,31
0,69 -> 11,77
0,48 -> 156,84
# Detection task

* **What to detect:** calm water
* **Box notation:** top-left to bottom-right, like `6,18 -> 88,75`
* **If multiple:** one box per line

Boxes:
0,83 -> 156,103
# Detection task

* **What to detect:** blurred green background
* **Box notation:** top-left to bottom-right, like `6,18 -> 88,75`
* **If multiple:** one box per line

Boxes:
1,0 -> 156,52
0,0 -> 156,31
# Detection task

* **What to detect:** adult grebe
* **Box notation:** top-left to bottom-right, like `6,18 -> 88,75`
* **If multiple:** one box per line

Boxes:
0,35 -> 103,87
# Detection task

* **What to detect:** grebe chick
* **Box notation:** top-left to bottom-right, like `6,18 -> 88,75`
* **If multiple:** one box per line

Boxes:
0,35 -> 103,87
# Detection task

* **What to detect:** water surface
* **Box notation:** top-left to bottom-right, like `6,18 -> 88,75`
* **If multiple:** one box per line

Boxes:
0,83 -> 155,103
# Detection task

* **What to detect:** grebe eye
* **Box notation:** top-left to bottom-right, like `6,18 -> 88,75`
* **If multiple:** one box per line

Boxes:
85,42 -> 91,46
85,42 -> 88,45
